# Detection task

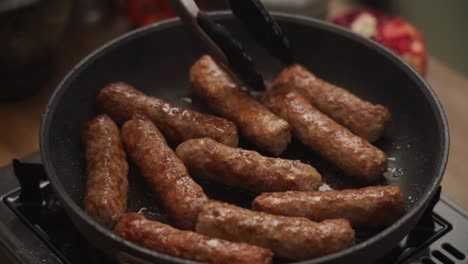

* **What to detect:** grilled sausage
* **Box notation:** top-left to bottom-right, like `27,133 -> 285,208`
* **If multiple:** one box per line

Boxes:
270,65 -> 391,142
97,82 -> 238,146
263,87 -> 387,182
176,138 -> 321,192
253,185 -> 405,228
114,213 -> 273,264
81,114 -> 128,228
121,115 -> 208,230
196,200 -> 355,260
190,55 -> 291,155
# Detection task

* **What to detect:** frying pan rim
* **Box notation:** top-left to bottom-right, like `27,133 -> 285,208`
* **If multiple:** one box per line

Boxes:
40,11 -> 449,264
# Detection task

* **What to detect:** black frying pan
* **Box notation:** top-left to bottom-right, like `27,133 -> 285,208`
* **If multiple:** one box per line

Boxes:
40,12 -> 449,264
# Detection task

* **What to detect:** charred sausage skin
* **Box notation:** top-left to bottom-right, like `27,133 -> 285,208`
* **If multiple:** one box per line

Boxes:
114,213 -> 273,264
176,138 -> 321,192
121,115 -> 208,230
97,82 -> 238,146
263,87 -> 387,182
253,185 -> 405,228
196,200 -> 355,260
190,55 -> 291,155
270,65 -> 391,142
81,114 -> 129,229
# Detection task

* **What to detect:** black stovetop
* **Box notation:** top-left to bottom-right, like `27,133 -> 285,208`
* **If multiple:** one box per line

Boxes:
0,155 -> 467,264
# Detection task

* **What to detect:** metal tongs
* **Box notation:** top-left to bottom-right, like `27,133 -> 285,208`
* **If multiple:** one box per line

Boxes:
168,0 -> 294,91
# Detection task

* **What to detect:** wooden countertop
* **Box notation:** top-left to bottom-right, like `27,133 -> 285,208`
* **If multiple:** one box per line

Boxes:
426,59 -> 468,209
1,14 -> 467,210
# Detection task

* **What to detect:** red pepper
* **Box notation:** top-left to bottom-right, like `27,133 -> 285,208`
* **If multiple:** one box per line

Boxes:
125,0 -> 176,27
124,0 -> 218,27
332,9 -> 427,75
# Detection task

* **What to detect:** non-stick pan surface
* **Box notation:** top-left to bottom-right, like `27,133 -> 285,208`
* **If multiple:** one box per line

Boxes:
40,12 -> 448,264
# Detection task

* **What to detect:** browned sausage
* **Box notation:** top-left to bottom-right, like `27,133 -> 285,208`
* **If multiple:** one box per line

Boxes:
121,115 -> 208,230
176,138 -> 321,192
190,55 -> 291,155
252,185 -> 405,228
195,200 -> 355,260
81,114 -> 128,228
270,65 -> 391,142
97,82 -> 238,146
263,87 -> 387,182
114,213 -> 273,264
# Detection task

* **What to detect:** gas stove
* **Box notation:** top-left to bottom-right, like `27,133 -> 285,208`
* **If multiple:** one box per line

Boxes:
0,154 -> 466,264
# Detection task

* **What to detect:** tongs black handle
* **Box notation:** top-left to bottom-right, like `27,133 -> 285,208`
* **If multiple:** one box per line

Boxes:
167,0 -> 292,91
167,0 -> 228,66
168,0 -> 265,90
228,0 -> 294,65
197,13 -> 265,90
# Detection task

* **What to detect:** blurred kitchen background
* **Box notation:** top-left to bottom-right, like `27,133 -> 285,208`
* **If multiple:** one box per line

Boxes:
0,0 -> 467,208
